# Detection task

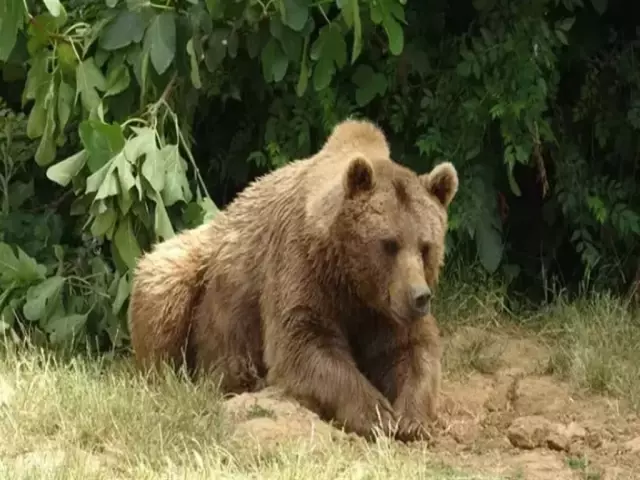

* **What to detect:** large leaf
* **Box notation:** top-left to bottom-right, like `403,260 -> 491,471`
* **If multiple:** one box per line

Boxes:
45,313 -> 88,345
22,276 -> 66,322
46,150 -> 88,187
310,24 -> 347,91
99,10 -> 146,50
144,12 -> 177,75
76,58 -> 107,113
79,119 -> 126,172
160,144 -> 192,206
0,0 -> 25,61
369,0 -> 405,56
280,0 -> 310,32
113,216 -> 142,270
351,64 -> 387,106
0,243 -> 47,287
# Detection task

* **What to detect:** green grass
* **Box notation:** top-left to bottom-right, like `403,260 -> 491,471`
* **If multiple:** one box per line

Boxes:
1,273 -> 638,479
0,341 -> 501,480
542,292 -> 640,410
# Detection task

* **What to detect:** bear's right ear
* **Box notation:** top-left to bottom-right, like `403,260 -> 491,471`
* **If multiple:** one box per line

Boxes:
344,155 -> 375,198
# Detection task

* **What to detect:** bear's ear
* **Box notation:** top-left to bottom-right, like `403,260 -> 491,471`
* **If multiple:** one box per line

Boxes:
420,162 -> 458,208
344,155 -> 375,198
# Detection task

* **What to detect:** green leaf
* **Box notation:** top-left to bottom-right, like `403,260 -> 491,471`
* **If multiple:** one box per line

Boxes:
310,24 -> 347,91
57,80 -> 74,135
160,144 -> 192,206
506,163 -> 522,197
186,38 -> 202,88
141,145 -> 165,192
558,17 -> 575,31
42,0 -> 65,17
112,273 -> 130,314
475,221 -> 503,273
0,0 -> 25,61
0,243 -> 47,287
351,64 -> 387,106
80,119 -> 126,172
91,206 -> 117,237
23,51 -> 49,104
76,58 -> 107,113
46,313 -> 88,345
98,10 -> 146,51
198,196 -> 218,223
369,0 -> 405,55
46,149 -> 88,187
555,29 -> 568,45
261,37 -> 289,83
350,0 -> 362,63
296,35 -> 310,97
26,81 -> 49,139
151,190 -> 175,240
382,16 -> 404,55
281,0 -> 310,32
104,64 -> 131,96
591,0 -> 607,14
22,276 -> 65,322
144,12 -> 177,75
34,87 -> 58,166
113,216 -> 142,270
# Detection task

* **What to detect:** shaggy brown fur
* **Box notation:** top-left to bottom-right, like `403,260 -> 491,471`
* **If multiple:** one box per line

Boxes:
128,118 -> 459,441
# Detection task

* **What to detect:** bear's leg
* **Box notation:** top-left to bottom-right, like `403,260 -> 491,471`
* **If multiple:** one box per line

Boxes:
392,314 -> 442,439
190,287 -> 265,394
263,307 -> 420,441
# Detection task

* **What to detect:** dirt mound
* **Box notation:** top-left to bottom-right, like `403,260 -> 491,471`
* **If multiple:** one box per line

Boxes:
222,329 -> 640,479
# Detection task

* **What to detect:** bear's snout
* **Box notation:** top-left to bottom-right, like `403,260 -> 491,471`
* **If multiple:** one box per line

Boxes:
408,284 -> 432,316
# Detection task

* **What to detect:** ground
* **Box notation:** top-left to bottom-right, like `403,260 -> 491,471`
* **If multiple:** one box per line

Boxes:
1,290 -> 639,479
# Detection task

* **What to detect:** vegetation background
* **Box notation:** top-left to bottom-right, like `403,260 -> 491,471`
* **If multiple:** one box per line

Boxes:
1,1 -> 640,478
0,0 -> 638,357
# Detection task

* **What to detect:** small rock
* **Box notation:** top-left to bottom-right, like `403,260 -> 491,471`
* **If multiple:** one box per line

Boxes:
546,421 -> 587,452
546,431 -> 570,452
507,416 -> 552,449
564,422 -> 586,439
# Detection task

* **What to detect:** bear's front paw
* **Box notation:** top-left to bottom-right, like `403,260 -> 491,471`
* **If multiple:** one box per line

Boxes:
394,416 -> 433,443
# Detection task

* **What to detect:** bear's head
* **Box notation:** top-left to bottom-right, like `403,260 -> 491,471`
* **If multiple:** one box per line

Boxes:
332,155 -> 458,326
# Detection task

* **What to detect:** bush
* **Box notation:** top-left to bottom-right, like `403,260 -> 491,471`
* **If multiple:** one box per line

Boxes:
0,0 -> 638,352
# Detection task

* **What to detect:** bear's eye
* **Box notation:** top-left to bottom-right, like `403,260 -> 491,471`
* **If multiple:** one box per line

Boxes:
381,238 -> 400,256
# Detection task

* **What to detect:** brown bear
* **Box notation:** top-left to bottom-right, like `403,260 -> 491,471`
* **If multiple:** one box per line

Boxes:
128,118 -> 458,442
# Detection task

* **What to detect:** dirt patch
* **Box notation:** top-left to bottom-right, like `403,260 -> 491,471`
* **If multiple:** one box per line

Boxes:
224,386 -> 349,450
221,329 -> 640,479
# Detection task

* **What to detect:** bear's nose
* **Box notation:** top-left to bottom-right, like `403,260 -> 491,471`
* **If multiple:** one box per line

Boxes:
410,285 -> 432,315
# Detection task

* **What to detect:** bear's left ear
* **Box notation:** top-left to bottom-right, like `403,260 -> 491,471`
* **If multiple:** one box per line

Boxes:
344,155 -> 375,198
420,162 -> 458,208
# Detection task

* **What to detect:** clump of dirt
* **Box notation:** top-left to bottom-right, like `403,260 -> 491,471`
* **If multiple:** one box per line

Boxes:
221,328 -> 640,479
224,386 -> 349,449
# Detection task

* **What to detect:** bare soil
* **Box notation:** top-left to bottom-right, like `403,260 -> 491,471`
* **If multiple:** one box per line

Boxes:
223,326 -> 640,480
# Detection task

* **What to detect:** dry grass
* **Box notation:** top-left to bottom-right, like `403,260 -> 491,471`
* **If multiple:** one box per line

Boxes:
0,341 -> 501,480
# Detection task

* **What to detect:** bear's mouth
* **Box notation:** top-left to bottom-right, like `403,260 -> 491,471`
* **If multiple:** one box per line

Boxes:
389,303 -> 430,326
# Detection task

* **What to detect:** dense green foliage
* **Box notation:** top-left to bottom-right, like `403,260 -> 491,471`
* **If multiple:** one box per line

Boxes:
0,0 -> 638,352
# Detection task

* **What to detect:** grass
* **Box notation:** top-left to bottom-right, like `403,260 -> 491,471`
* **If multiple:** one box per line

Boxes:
0,274 -> 638,479
542,292 -> 640,410
433,269 -> 640,411
0,341 -> 502,480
